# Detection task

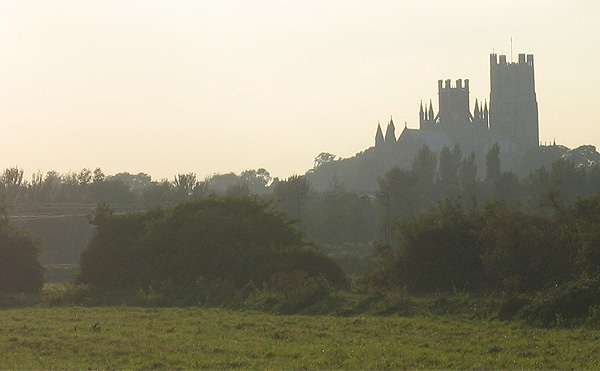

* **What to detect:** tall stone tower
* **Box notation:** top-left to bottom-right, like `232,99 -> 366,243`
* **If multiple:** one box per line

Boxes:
489,53 -> 539,150
437,79 -> 471,127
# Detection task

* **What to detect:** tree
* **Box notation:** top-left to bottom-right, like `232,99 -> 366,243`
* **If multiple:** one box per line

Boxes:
172,173 -> 208,202
77,168 -> 93,186
458,151 -> 478,197
304,178 -> 377,245
0,167 -> 24,189
523,166 -> 551,211
379,145 -> 437,222
206,172 -> 241,194
494,171 -> 522,205
565,196 -> 600,277
239,168 -> 272,195
79,197 -> 347,295
549,158 -> 587,206
486,143 -> 501,182
0,167 -> 25,203
379,166 -> 416,222
411,146 -> 438,210
0,204 -> 44,294
313,152 -> 337,168
89,177 -> 136,204
141,180 -> 172,206
438,145 -> 462,188
225,182 -> 251,197
273,175 -> 311,220
479,204 -> 572,292
391,201 -> 484,293
93,168 -> 105,183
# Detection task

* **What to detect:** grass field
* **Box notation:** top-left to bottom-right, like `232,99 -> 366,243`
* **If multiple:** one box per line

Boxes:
1,306 -> 600,369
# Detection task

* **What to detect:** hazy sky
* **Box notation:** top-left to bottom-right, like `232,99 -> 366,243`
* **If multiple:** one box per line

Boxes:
1,1 -> 599,181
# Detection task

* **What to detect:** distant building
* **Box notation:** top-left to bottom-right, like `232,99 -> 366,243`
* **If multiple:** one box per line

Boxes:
375,53 -> 539,156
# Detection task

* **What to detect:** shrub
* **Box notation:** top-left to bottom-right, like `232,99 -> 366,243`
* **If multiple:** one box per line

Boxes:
243,271 -> 338,314
0,220 -> 43,295
519,275 -> 600,327
79,197 -> 348,304
384,201 -> 485,293
41,283 -> 97,306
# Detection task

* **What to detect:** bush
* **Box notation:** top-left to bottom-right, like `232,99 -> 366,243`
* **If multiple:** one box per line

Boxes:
479,205 -> 573,293
243,271 -> 341,314
363,200 -> 584,295
133,278 -> 240,307
0,220 -> 44,294
41,283 -> 98,306
381,201 -> 485,293
519,275 -> 600,327
79,197 -> 348,304
497,294 -> 529,320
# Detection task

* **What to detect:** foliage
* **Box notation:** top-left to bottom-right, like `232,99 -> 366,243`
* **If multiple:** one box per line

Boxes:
313,152 -> 337,168
0,210 -> 44,294
479,204 -> 573,293
519,275 -> 600,327
79,197 -> 347,302
365,195 -> 600,296
392,201 -> 484,293
272,175 -> 311,220
566,196 -> 600,276
40,283 -> 98,307
244,271 -> 336,314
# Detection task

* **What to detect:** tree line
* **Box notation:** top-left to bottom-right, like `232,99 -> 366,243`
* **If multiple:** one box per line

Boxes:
0,167 -> 273,206
3,142 -> 600,325
2,144 -> 600,261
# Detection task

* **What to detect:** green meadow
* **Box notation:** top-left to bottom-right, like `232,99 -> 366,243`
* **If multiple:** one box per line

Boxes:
1,306 -> 599,370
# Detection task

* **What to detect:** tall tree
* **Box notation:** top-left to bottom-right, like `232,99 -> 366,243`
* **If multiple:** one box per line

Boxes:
273,175 -> 311,221
486,143 -> 501,182
438,145 -> 462,187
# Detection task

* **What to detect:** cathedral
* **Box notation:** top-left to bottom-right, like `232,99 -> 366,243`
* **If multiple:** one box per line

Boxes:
375,52 -> 539,156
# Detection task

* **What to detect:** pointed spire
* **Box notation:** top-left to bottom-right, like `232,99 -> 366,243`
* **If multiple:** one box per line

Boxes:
428,99 -> 434,121
483,100 -> 489,125
419,101 -> 424,122
385,117 -> 396,143
474,99 -> 480,118
375,121 -> 384,147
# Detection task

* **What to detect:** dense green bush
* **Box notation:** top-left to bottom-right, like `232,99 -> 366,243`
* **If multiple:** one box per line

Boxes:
394,201 -> 484,293
519,275 -> 600,327
0,201 -> 43,295
479,204 -> 573,293
79,197 -> 348,302
363,196 -> 600,296
40,283 -> 98,307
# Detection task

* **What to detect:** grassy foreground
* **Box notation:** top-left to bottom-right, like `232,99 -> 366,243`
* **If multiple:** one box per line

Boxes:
1,306 -> 599,369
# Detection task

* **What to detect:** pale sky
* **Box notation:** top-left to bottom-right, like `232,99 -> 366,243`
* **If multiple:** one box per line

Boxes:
1,1 -> 599,181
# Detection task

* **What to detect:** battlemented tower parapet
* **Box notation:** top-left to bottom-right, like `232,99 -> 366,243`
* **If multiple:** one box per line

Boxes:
438,79 -> 470,127
489,53 -> 538,149
375,51 -> 538,153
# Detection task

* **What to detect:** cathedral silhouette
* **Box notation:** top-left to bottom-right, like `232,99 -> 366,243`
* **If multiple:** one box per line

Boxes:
375,52 -> 538,156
